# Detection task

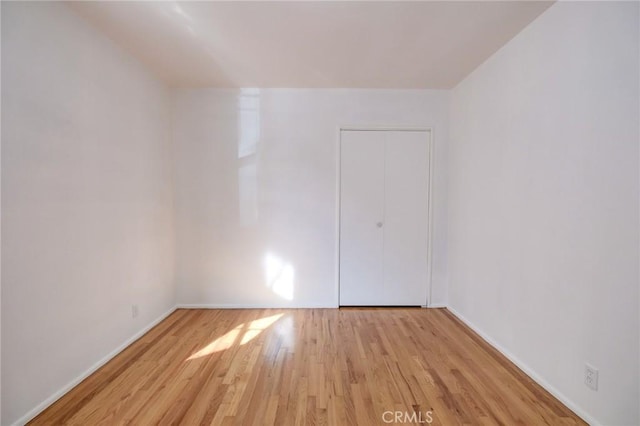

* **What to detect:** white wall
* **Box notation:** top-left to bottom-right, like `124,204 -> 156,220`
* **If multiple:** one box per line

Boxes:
448,2 -> 639,425
1,3 -> 175,425
172,89 -> 449,308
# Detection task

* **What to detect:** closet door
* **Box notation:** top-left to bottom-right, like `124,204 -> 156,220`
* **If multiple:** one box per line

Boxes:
339,129 -> 430,306
383,131 -> 430,305
339,130 -> 385,305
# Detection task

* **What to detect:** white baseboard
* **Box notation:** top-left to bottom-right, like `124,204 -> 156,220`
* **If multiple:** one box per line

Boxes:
178,303 -> 447,309
176,303 -> 336,309
446,306 -> 599,426
12,305 -> 177,426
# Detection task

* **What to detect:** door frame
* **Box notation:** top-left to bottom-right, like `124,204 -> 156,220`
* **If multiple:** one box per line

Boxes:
335,126 -> 435,308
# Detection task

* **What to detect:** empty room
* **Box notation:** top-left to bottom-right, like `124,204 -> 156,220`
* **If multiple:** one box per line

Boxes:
1,1 -> 638,425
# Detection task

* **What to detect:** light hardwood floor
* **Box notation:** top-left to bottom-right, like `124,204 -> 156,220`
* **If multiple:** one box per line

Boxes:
30,308 -> 585,425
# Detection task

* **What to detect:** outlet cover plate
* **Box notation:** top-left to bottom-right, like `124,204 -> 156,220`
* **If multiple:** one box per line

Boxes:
584,364 -> 598,391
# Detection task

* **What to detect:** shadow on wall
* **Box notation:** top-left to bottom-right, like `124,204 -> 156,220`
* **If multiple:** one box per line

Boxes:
237,88 -> 260,227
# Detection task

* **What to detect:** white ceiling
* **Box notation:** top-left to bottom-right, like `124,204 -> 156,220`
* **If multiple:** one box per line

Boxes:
70,1 -> 553,89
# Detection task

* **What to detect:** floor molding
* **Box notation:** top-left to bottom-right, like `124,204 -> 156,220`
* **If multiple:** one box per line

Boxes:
445,306 -> 598,426
12,305 -> 177,426
176,303 -> 336,309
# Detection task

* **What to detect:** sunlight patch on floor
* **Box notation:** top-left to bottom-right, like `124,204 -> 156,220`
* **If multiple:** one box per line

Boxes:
187,313 -> 284,360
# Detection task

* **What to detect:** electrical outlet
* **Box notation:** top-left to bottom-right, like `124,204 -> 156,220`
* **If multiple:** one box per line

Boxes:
132,304 -> 139,319
584,364 -> 598,391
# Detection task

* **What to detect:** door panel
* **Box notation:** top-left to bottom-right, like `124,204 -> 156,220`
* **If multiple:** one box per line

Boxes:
339,131 -> 385,305
383,131 -> 430,305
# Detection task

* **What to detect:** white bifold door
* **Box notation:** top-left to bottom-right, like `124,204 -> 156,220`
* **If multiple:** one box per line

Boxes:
339,129 -> 430,306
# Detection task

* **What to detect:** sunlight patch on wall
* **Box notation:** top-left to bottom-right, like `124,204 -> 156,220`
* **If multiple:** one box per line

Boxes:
264,253 -> 295,300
